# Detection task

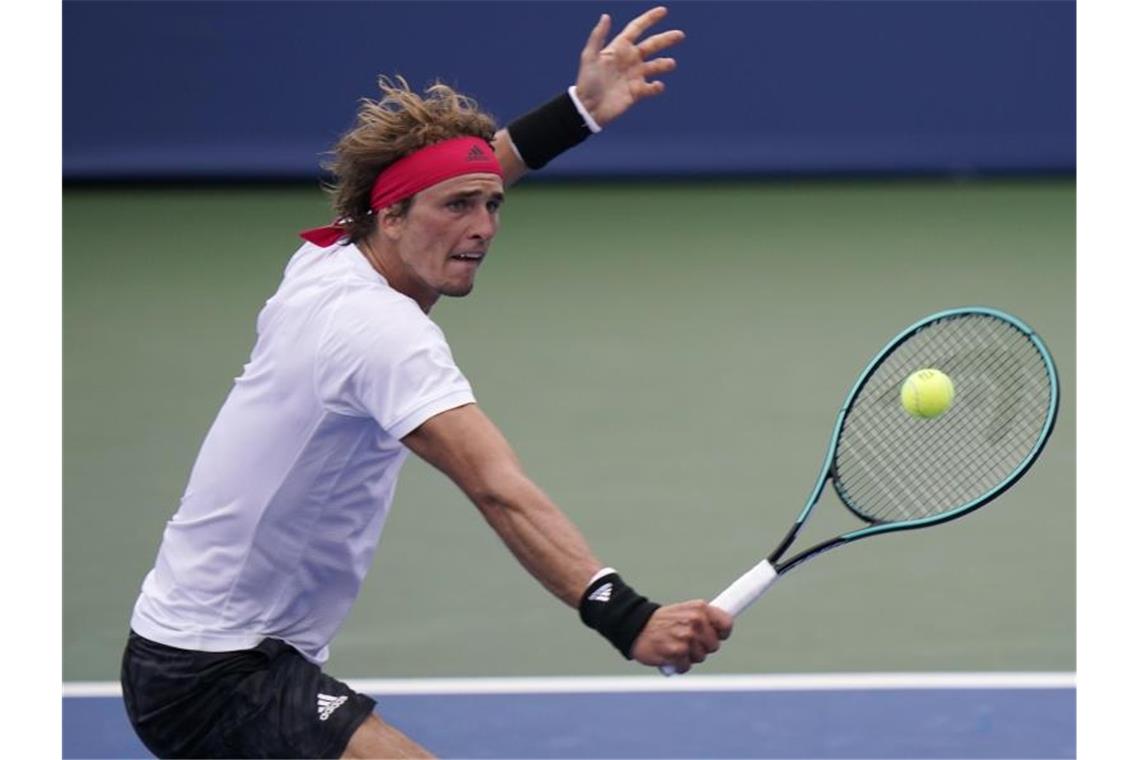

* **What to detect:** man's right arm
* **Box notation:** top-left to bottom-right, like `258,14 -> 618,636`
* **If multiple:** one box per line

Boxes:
401,402 -> 732,673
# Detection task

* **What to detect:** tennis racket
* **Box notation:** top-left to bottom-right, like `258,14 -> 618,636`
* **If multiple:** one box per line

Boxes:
662,306 -> 1059,676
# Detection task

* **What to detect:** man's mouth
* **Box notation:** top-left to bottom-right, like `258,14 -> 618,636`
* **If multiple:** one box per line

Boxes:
450,252 -> 485,263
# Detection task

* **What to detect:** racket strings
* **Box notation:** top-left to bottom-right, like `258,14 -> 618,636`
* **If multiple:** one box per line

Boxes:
840,321 -> 1050,519
839,330 -> 1047,519
839,323 -> 1016,462
833,314 -> 1052,523
841,338 -> 1041,498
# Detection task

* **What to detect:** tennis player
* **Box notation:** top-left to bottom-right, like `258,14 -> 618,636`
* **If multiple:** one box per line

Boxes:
121,7 -> 731,758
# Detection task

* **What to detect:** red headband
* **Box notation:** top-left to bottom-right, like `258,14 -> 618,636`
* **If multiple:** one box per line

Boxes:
300,136 -> 503,247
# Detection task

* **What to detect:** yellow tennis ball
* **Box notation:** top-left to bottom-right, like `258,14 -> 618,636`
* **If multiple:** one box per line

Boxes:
901,368 -> 955,419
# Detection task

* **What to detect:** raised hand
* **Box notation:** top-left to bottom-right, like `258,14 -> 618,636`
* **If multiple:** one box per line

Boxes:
574,6 -> 685,127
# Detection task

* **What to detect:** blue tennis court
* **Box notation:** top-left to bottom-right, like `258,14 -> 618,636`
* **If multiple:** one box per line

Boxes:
64,674 -> 1075,758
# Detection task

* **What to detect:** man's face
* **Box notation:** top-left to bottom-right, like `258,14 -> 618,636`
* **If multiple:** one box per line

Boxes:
383,173 -> 504,302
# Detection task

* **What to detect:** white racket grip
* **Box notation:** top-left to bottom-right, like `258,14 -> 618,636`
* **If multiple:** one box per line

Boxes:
709,558 -> 779,617
659,559 -> 778,676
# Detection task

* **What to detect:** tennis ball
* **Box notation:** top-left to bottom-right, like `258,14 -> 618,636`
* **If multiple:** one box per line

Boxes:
901,368 -> 955,419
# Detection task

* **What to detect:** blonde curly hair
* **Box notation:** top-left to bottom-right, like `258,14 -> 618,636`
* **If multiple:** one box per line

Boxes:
324,76 -> 498,241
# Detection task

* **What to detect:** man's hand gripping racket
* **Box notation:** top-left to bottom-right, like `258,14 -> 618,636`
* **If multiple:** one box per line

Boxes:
661,307 -> 1059,675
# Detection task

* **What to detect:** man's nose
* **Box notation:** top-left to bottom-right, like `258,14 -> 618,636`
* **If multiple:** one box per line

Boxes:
470,206 -> 497,240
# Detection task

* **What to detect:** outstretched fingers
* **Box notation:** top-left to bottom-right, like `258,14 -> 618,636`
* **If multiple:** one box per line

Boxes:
640,57 -> 677,79
582,13 -> 612,60
637,29 -> 685,58
630,80 -> 667,100
618,5 -> 670,44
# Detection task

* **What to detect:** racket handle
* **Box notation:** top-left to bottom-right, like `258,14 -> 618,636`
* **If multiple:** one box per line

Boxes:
659,559 -> 778,677
709,558 -> 779,617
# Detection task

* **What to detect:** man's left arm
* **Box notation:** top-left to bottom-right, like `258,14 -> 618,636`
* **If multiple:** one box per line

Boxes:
493,6 -> 685,185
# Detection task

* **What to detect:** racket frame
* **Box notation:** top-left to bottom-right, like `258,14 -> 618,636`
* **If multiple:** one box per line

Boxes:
660,307 -> 1059,676
767,306 -> 1060,577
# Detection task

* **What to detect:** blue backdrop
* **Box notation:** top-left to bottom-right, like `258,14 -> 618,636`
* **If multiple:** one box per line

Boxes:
63,0 -> 1075,180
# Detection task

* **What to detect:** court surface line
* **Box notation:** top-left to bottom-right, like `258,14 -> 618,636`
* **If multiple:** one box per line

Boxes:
64,671 -> 1075,698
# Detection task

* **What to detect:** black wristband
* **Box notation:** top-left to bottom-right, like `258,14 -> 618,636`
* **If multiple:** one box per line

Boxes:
506,91 -> 595,170
578,572 -> 660,659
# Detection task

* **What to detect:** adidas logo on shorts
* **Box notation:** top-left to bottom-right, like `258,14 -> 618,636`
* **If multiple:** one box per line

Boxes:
587,582 -> 613,603
317,693 -> 348,721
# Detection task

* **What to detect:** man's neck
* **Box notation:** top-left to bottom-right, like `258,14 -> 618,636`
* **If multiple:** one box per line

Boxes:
356,236 -> 437,314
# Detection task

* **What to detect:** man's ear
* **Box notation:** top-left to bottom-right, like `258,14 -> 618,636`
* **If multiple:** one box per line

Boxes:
377,206 -> 406,241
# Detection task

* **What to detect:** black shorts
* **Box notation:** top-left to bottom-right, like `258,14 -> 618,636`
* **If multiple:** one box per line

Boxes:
121,630 -> 376,759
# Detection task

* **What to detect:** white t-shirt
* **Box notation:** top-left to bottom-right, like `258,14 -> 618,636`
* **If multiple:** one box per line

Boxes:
130,242 -> 474,664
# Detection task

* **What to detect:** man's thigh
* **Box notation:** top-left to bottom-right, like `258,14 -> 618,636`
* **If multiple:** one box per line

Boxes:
122,632 -> 376,758
222,639 -> 376,758
342,714 -> 434,759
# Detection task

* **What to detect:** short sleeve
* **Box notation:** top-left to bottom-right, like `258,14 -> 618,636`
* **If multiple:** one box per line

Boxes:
316,291 -> 475,439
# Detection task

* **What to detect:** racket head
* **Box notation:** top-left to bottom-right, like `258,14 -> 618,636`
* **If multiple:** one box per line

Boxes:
827,307 -> 1059,535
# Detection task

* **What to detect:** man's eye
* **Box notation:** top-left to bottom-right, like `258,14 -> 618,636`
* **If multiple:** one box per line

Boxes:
488,200 -> 502,212
447,199 -> 470,211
